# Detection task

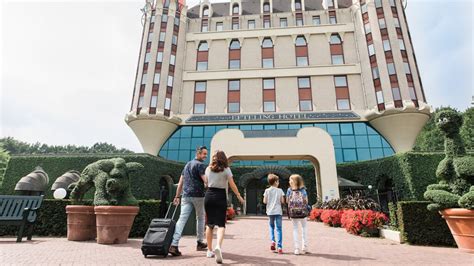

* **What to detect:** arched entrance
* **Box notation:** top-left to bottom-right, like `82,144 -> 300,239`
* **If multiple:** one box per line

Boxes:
239,166 -> 292,215
210,127 -> 340,201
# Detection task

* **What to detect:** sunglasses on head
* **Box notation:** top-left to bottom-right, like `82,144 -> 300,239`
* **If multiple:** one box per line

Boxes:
197,146 -> 207,151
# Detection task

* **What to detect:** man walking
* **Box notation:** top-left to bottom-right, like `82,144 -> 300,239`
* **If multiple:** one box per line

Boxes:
169,146 -> 208,256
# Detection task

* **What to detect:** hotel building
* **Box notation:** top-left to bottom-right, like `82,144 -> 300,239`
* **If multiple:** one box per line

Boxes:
125,0 -> 431,168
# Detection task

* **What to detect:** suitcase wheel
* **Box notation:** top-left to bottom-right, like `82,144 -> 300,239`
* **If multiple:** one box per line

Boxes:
144,255 -> 147,258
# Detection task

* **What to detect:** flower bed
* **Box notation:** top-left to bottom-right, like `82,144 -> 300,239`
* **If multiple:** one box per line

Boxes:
320,209 -> 344,227
341,210 -> 388,237
309,208 -> 324,222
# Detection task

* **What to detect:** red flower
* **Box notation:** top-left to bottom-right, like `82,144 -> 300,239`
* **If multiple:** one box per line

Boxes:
321,209 -> 344,227
309,209 -> 324,222
341,210 -> 388,236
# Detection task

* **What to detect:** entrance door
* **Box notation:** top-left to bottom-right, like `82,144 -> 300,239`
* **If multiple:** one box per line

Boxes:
246,179 -> 267,215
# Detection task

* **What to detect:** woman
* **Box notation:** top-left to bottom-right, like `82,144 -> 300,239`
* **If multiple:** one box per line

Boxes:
204,150 -> 244,264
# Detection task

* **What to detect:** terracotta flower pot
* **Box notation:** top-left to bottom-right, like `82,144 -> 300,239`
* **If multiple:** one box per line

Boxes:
440,208 -> 474,253
66,205 -> 96,241
94,206 -> 139,245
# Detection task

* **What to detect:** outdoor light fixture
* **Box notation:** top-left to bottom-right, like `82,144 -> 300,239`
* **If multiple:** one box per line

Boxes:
53,188 -> 67,199
368,185 -> 373,190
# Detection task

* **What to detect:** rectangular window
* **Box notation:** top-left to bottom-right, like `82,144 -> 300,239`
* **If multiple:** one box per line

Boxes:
174,17 -> 180,26
364,23 -> 371,34
262,58 -> 274,68
409,86 -> 417,100
298,77 -> 312,111
172,35 -> 177,45
148,33 -> 153,43
167,75 -> 173,87
153,73 -> 161,84
145,52 -> 151,63
141,73 -> 147,85
157,52 -> 164,62
280,18 -> 288,28
378,18 -> 386,29
399,39 -> 406,50
376,90 -> 384,104
228,80 -> 240,113
165,97 -> 171,109
383,39 -> 391,51
372,66 -> 380,79
229,60 -> 240,69
150,95 -> 158,107
197,62 -> 208,71
368,44 -> 375,56
193,81 -> 206,114
392,87 -> 402,101
201,19 -> 208,32
297,57 -> 308,66
404,62 -> 411,74
248,20 -> 256,29
263,15 -> 271,28
390,0 -> 396,7
263,78 -> 276,112
296,13 -> 304,26
161,14 -> 168,22
375,0 -> 382,8
361,3 -> 368,14
329,11 -> 337,24
394,17 -> 401,28
216,22 -> 223,31
313,16 -> 321,25
387,63 -> 396,75
170,54 -> 176,65
332,55 -> 344,65
159,31 -> 166,42
334,76 -> 350,110
232,17 -> 239,30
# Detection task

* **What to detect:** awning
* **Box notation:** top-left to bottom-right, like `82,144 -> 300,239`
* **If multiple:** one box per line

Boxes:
338,176 -> 365,189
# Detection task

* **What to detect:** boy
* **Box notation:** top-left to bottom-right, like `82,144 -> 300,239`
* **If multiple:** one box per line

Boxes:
263,174 -> 285,254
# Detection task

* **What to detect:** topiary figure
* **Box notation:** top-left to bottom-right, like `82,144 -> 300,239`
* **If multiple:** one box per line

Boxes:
424,109 -> 474,211
69,158 -> 143,206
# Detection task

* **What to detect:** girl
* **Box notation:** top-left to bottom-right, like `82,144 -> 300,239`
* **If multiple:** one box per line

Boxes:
204,150 -> 245,264
286,174 -> 309,255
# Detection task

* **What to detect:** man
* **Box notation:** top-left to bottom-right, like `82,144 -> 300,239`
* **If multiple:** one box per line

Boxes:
169,146 -> 208,256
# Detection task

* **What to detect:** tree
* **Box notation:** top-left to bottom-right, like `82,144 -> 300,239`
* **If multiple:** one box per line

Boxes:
0,137 -> 134,155
412,107 -> 451,151
460,107 -> 474,151
0,145 -> 10,186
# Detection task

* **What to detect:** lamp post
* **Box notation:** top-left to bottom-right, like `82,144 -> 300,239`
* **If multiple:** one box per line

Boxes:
368,185 -> 381,206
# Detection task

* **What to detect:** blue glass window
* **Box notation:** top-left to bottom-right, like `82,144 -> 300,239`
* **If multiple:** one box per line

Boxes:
204,126 -> 216,137
355,136 -> 369,148
341,136 -> 356,148
327,124 -> 340,135
335,149 -> 343,163
251,125 -> 264,130
289,124 -> 301,129
340,124 -> 354,135
168,139 -> 180,150
353,123 -> 367,135
179,138 -> 191,150
371,148 -> 384,159
332,136 -> 341,148
343,149 -> 357,162
192,126 -> 204,137
181,127 -> 192,137
277,124 -> 289,130
368,136 -> 382,148
356,148 -> 371,161
264,124 -> 276,130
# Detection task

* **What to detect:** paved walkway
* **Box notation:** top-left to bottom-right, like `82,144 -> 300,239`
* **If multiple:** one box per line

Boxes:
1,216 -> 472,265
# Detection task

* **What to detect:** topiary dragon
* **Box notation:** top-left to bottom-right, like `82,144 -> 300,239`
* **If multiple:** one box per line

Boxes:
424,109 -> 474,211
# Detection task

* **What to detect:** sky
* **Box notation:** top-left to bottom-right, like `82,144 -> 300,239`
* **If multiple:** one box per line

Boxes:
1,0 -> 473,153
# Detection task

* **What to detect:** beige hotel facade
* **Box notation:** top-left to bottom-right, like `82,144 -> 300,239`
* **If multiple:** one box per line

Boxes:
125,0 -> 431,198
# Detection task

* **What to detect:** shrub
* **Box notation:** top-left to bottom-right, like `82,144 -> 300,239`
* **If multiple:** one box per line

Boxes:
0,199 -> 161,238
387,202 -> 398,229
319,194 -> 380,211
341,210 -> 387,237
397,201 -> 455,246
309,208 -> 323,222
320,209 -> 343,227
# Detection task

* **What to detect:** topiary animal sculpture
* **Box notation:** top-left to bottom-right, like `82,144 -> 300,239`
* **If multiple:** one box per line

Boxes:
69,158 -> 143,206
424,109 -> 474,211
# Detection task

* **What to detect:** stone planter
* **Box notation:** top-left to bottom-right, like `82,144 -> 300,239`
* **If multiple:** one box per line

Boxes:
66,205 -> 96,241
94,206 -> 139,245
380,227 -> 403,243
440,208 -> 474,253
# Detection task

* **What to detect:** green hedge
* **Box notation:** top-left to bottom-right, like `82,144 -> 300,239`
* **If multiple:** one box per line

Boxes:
337,152 -> 446,200
397,201 -> 455,247
0,154 -> 184,200
0,199 -> 161,238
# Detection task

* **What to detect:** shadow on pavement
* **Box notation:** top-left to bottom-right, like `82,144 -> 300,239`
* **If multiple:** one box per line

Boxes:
223,252 -> 295,265
305,252 -> 375,261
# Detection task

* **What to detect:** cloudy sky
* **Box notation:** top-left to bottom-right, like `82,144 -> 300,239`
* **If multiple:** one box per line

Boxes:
1,0 -> 473,152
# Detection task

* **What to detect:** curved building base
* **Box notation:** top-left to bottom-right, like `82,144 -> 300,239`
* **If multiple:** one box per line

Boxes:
125,112 -> 181,156
366,102 -> 432,153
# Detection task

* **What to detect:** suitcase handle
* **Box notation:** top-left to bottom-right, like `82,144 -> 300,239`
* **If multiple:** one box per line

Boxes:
165,203 -> 178,220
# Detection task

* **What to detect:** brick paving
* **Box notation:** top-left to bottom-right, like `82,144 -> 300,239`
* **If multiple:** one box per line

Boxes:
1,216 -> 472,265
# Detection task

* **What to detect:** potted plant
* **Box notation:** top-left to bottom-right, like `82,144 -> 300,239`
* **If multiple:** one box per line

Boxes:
423,109 -> 474,253
69,158 -> 144,244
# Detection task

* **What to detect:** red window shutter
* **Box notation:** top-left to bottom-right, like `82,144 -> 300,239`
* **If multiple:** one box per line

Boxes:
263,90 -> 275,101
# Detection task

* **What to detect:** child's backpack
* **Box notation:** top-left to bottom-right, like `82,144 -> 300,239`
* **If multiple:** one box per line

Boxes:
288,189 -> 309,219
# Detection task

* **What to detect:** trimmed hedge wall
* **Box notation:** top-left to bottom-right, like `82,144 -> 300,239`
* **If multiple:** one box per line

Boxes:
0,199 -> 161,238
0,154 -> 184,200
397,201 -> 455,247
337,152 -> 446,200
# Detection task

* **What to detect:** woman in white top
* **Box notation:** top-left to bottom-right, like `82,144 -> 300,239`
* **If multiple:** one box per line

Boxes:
204,150 -> 244,264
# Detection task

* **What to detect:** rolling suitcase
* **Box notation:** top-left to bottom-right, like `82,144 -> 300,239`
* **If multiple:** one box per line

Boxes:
141,203 -> 178,258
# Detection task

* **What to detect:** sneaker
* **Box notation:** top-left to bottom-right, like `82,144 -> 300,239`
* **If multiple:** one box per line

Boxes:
196,241 -> 208,251
270,242 -> 276,251
277,248 -> 283,254
294,249 -> 300,255
168,245 -> 182,256
206,250 -> 215,258
214,247 -> 223,264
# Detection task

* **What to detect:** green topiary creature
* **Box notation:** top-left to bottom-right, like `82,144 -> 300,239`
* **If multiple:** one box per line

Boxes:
424,109 -> 474,211
68,158 -> 143,206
